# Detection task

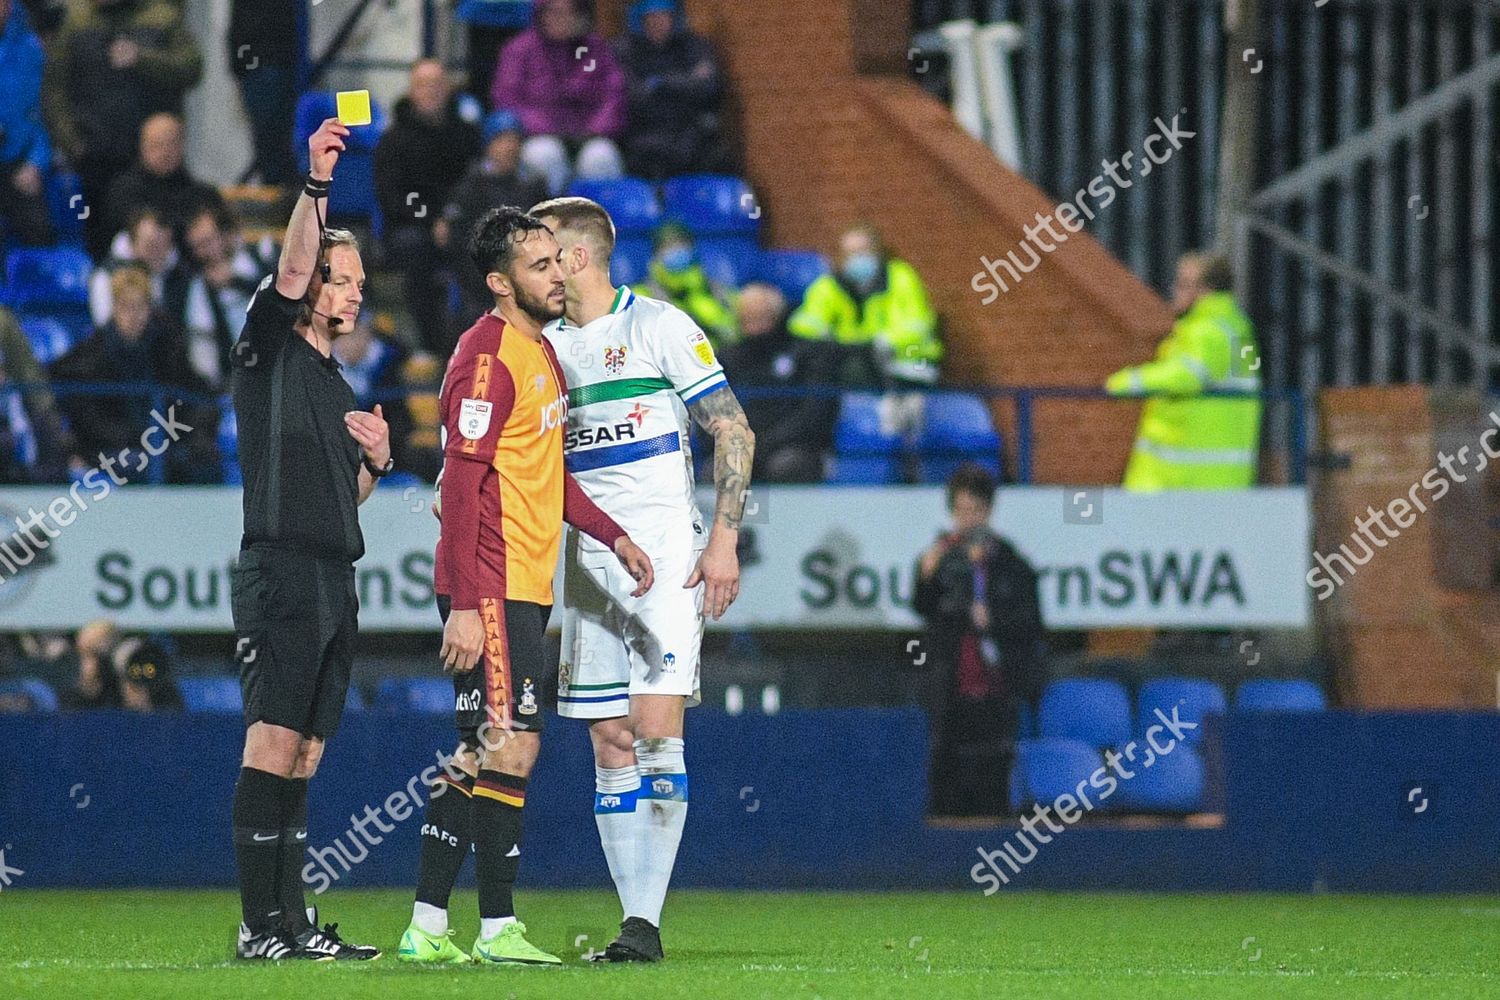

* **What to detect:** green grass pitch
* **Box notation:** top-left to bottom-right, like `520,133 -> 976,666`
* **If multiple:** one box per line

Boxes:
0,889 -> 1495,998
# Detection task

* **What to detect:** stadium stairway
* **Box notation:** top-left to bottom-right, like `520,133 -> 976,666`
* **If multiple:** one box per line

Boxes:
657,0 -> 1174,484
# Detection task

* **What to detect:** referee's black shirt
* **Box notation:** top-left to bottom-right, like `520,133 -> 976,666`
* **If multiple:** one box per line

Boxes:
232,275 -> 364,562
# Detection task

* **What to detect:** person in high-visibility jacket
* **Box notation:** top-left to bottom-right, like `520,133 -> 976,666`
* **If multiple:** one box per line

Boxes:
1105,253 -> 1261,490
788,223 -> 942,386
644,221 -> 738,348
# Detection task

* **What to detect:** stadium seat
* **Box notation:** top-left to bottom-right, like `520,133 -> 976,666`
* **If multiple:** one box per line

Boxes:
696,236 -> 761,288
1038,678 -> 1132,748
1013,738 -> 1104,809
1016,699 -> 1035,739
1135,677 -> 1225,745
178,676 -> 243,714
918,392 -> 1002,483
3,246 -> 92,309
1113,743 -> 1205,813
216,402 -> 238,459
829,392 -> 903,484
755,248 -> 830,307
345,685 -> 366,713
374,676 -> 453,714
44,169 -> 87,242
293,92 -> 386,224
1234,678 -> 1327,712
612,236 -> 653,286
567,177 -> 662,236
15,312 -> 83,365
0,677 -> 59,712
660,174 -> 761,236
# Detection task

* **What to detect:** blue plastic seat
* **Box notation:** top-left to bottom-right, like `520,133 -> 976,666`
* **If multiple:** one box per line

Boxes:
695,236 -> 760,288
613,236 -> 653,286
0,677 -> 59,712
567,177 -> 661,236
1113,742 -> 1205,812
918,392 -> 1002,483
1136,677 -> 1225,745
217,402 -> 238,459
44,169 -> 87,241
829,392 -> 902,484
294,92 -> 385,223
3,246 -> 92,309
755,248 -> 829,307
1234,678 -> 1327,712
178,676 -> 243,714
344,685 -> 365,713
375,676 -> 453,714
660,174 -> 761,236
1038,678 -> 1132,748
1013,738 -> 1104,809
16,312 -> 83,365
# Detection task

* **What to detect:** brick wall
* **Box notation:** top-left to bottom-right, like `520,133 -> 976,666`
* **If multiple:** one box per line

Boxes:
653,0 -> 1176,483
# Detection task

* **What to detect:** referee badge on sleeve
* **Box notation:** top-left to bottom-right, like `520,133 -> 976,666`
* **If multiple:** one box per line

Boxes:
458,398 -> 493,440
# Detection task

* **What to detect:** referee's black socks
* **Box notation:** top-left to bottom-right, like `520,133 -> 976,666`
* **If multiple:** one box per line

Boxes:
472,770 -> 528,923
278,777 -> 311,933
233,766 -> 289,932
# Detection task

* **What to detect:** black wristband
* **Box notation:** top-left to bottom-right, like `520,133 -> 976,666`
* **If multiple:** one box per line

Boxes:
304,173 -> 331,199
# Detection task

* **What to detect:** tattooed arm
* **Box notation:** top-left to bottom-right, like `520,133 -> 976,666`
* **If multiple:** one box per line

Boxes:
685,385 -> 756,619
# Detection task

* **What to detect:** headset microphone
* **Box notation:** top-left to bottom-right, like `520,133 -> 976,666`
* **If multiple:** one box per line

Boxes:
314,311 -> 344,328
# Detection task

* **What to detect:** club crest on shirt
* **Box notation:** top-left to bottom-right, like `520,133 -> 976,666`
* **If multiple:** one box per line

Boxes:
519,677 -> 537,715
604,345 -> 627,375
458,398 -> 492,440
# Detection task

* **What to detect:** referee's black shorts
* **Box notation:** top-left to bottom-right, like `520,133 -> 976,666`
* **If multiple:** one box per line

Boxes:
437,594 -> 549,747
233,543 -> 358,740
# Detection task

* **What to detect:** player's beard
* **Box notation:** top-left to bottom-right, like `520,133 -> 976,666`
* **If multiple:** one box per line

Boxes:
514,282 -> 565,326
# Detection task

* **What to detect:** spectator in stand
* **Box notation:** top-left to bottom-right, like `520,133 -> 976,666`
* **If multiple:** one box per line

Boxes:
333,316 -> 415,474
52,266 -> 209,476
790,223 -> 942,389
89,206 -> 180,328
613,0 -> 730,180
227,0 -> 298,185
0,0 -> 57,247
643,221 -> 736,347
375,59 -> 484,356
456,0 -> 533,105
176,204 -> 274,392
718,283 -> 837,483
58,620 -> 123,711
111,633 -> 181,712
491,0 -> 626,195
103,112 -> 224,251
913,463 -> 1045,817
439,109 -> 549,326
0,305 -> 71,483
42,0 -> 203,259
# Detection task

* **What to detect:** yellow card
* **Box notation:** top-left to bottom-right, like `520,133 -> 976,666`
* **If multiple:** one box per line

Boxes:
335,89 -> 372,126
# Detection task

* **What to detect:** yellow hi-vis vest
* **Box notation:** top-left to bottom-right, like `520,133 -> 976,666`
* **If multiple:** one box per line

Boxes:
788,259 -> 942,383
1105,292 -> 1262,491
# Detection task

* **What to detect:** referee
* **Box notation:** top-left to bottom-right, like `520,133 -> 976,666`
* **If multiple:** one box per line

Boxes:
230,117 -> 387,961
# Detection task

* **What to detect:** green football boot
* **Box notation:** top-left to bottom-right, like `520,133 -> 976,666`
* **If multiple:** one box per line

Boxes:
471,921 -> 563,966
397,923 -> 470,964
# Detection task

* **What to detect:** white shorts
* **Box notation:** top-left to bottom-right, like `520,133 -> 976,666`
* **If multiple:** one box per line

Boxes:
558,529 -> 705,719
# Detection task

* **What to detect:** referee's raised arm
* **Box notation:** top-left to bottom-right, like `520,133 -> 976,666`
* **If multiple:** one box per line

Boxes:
276,118 -> 350,301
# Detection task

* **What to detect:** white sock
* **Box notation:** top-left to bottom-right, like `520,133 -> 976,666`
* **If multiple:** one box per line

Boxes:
411,901 -> 447,936
594,763 -> 641,920
479,915 -> 517,939
632,737 -> 687,927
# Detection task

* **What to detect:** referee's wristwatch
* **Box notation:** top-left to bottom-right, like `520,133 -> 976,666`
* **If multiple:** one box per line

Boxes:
363,454 -> 395,479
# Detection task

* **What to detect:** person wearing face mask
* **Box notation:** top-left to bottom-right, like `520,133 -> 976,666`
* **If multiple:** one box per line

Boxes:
912,464 -> 1045,818
643,222 -> 736,348
789,222 -> 941,388
1105,252 -> 1261,491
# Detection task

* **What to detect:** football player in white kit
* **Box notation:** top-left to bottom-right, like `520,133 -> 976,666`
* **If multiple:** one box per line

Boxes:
532,197 -> 754,962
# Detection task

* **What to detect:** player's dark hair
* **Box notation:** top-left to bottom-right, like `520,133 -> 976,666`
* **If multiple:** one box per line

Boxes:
468,206 -> 552,278
946,462 -> 997,510
530,196 -> 616,263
